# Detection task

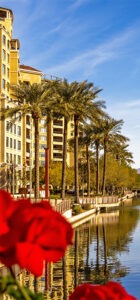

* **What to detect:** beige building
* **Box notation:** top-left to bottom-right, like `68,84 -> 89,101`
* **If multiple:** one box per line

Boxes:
0,6 -> 73,193
0,7 -> 21,192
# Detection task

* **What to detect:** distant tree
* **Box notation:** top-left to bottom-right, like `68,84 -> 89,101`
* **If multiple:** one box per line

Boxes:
66,166 -> 74,189
49,161 -> 62,191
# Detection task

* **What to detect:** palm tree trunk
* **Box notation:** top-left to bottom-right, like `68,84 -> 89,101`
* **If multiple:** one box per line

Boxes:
96,142 -> 100,195
74,115 -> 79,203
61,118 -> 68,200
34,117 -> 40,201
86,145 -> 90,197
102,142 -> 107,196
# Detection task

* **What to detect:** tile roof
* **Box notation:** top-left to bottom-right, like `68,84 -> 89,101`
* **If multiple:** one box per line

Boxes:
20,64 -> 42,73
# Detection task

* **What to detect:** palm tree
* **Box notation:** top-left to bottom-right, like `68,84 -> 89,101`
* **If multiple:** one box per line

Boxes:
89,125 -> 102,196
2,82 -> 53,200
51,79 -> 76,200
78,122 -> 96,197
72,81 -> 105,203
113,142 -> 133,166
94,135 -> 102,195
100,115 -> 129,195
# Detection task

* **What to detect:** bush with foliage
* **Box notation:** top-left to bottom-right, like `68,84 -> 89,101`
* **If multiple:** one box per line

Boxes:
72,203 -> 83,214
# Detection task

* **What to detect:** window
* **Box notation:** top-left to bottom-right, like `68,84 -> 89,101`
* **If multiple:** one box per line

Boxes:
0,11 -> 6,18
6,153 -> 9,163
7,68 -> 10,78
2,79 -> 6,89
41,127 -> 46,133
2,49 -> 6,60
7,82 -> 10,92
7,53 -> 10,64
14,139 -> 16,149
6,121 -> 9,131
14,155 -> 16,164
40,136 -> 46,141
26,128 -> 30,139
41,119 -> 46,125
26,116 -> 30,125
18,141 -> 21,150
17,155 -> 21,164
6,137 -> 9,147
7,40 -> 10,49
26,144 -> 30,153
2,35 -> 6,46
23,81 -> 29,85
10,124 -> 12,133
17,112 -> 21,121
10,138 -> 12,148
10,154 -> 12,163
14,124 -> 16,134
17,126 -> 21,136
2,64 -> 6,75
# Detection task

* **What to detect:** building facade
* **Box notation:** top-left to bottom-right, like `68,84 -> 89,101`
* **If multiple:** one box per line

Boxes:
0,7 -> 73,193
0,7 -> 21,192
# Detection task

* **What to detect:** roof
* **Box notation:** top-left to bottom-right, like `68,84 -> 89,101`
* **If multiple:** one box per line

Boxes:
20,64 -> 42,74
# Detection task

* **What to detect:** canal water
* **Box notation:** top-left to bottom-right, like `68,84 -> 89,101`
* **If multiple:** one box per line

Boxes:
1,197 -> 140,299
40,197 -> 140,299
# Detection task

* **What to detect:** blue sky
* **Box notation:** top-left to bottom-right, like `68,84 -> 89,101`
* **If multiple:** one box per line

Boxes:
2,0 -> 140,168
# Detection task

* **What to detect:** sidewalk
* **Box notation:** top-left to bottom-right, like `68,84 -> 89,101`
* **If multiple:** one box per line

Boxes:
65,207 -> 98,228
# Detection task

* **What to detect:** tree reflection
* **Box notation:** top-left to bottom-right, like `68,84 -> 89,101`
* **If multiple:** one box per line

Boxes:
20,201 -> 140,300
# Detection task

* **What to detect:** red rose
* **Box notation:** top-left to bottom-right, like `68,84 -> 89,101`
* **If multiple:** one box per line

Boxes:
0,190 -> 16,235
69,282 -> 137,300
0,190 -> 73,276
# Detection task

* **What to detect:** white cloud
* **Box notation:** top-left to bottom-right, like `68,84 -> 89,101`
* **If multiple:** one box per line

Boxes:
127,100 -> 140,108
68,0 -> 93,11
44,24 -> 139,76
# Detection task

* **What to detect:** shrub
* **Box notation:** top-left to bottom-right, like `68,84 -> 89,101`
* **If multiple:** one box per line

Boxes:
82,203 -> 93,210
72,204 -> 83,214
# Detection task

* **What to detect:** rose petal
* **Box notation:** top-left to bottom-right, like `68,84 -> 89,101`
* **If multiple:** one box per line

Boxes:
16,242 -> 44,276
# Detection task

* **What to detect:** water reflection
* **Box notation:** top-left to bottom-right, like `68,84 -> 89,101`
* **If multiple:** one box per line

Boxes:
1,198 -> 140,299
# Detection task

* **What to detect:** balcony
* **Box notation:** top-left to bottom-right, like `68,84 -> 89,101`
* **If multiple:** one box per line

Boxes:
53,128 -> 63,134
53,120 -> 63,127
53,144 -> 63,151
26,135 -> 30,140
53,153 -> 63,159
53,136 -> 63,142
